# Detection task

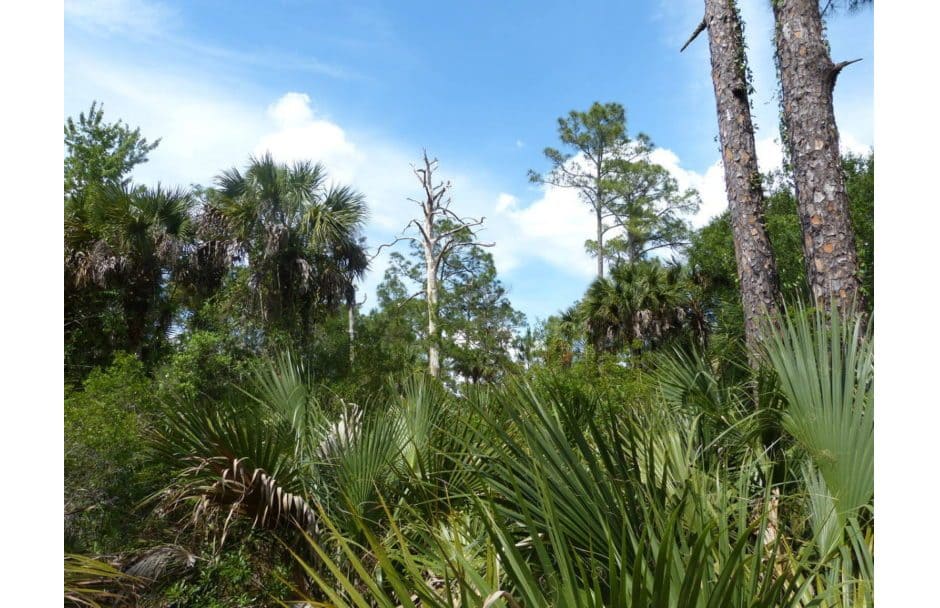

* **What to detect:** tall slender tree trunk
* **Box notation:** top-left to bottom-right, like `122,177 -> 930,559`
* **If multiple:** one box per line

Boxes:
701,0 -> 782,361
595,161 -> 606,279
627,230 -> 641,264
423,198 -> 442,378
595,205 -> 604,279
425,246 -> 441,378
123,288 -> 151,359
773,0 -> 862,313
346,285 -> 356,366
690,3 -> 786,536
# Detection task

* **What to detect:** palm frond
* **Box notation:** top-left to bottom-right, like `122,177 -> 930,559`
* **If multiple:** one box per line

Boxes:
65,554 -> 140,608
763,304 -> 873,521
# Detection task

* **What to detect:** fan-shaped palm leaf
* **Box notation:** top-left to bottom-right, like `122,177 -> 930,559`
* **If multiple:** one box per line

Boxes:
763,305 -> 873,524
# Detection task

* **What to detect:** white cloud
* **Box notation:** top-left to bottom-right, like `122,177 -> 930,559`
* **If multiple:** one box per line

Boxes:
490,147 -> 731,276
495,193 -> 518,213
66,51 -> 270,187
623,146 -> 726,229
840,131 -> 873,156
655,138 -> 785,229
495,183 -> 597,278
691,162 -> 728,227
268,93 -> 315,126
515,139 -> 525,149
256,93 -> 363,185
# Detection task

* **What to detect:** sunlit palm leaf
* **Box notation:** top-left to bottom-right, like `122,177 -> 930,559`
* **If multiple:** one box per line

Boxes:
763,305 -> 873,523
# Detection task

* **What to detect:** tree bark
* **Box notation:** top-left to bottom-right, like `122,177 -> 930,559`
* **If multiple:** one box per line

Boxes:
595,205 -> 605,278
425,238 -> 441,378
773,0 -> 863,313
594,156 -> 606,279
703,0 -> 782,360
346,286 -> 356,366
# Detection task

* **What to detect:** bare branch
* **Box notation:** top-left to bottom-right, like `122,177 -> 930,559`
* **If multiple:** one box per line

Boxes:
407,218 -> 431,244
396,290 -> 424,308
640,240 -> 689,256
437,217 -> 486,241
434,238 -> 493,271
680,17 -> 707,53
832,58 -> 863,74
830,58 -> 863,86
439,206 -> 469,222
368,236 -> 419,262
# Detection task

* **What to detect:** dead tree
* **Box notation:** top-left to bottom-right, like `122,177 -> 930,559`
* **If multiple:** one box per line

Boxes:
346,288 -> 367,366
377,152 -> 492,378
682,0 -> 782,363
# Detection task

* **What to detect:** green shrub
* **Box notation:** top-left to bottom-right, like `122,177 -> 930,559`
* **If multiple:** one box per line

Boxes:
157,533 -> 294,608
156,330 -> 254,402
65,353 -> 161,553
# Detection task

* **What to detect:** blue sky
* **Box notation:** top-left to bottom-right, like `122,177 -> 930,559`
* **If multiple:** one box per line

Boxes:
65,0 -> 873,324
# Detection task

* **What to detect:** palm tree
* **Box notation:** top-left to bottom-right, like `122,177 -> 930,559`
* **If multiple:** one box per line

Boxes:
581,260 -> 703,355
65,183 -> 194,366
206,153 -> 369,348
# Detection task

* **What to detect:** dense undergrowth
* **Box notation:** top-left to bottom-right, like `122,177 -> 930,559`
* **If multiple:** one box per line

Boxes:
65,306 -> 873,607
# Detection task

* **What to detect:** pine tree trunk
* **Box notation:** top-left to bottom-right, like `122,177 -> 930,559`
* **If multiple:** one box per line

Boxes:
627,231 -> 641,264
704,0 -> 781,360
595,205 -> 604,278
595,163 -> 605,278
773,0 -> 862,313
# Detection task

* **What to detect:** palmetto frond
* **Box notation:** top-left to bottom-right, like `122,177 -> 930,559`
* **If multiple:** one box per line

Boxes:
151,392 -> 315,542
151,353 -> 410,544
180,455 -> 317,532
64,554 -> 140,608
215,166 -> 246,198
765,305 -> 873,512
763,304 -> 873,554
304,183 -> 368,244
283,377 -> 824,608
286,159 -> 329,203
122,544 -> 197,584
